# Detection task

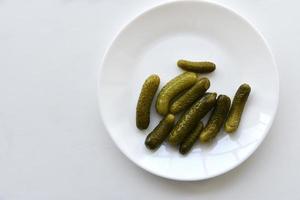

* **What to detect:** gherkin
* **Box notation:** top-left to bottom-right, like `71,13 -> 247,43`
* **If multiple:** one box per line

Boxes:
200,95 -> 231,143
145,114 -> 175,150
224,83 -> 251,133
177,59 -> 216,73
136,74 -> 160,130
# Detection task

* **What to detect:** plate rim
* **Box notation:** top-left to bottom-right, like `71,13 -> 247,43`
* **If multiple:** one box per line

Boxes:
97,0 -> 280,181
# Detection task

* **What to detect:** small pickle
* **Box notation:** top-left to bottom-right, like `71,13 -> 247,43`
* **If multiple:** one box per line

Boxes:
145,114 -> 175,150
156,72 -> 197,116
168,93 -> 217,145
200,95 -> 231,143
177,59 -> 216,73
179,122 -> 203,155
136,74 -> 160,130
170,78 -> 210,114
224,83 -> 251,133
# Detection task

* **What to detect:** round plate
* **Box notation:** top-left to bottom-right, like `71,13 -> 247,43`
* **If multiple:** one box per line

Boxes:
98,0 -> 279,181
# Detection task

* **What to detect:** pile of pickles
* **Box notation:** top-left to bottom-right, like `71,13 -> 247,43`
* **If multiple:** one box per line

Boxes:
136,59 -> 251,155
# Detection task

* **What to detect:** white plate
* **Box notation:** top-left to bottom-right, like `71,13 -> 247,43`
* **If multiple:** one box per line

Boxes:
98,0 -> 279,181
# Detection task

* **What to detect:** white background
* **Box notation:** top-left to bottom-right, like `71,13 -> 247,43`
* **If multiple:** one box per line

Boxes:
0,0 -> 298,199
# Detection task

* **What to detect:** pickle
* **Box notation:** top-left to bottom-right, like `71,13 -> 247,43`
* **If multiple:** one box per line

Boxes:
156,72 -> 197,116
177,59 -> 216,73
170,78 -> 210,114
136,74 -> 160,130
224,83 -> 251,133
145,114 -> 175,150
168,93 -> 217,145
179,122 -> 203,155
200,95 -> 231,143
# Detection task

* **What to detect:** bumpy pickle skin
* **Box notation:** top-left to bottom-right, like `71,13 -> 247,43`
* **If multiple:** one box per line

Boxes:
179,122 -> 204,155
224,84 -> 251,133
168,93 -> 217,145
136,74 -> 160,130
170,78 -> 210,114
145,114 -> 175,150
177,59 -> 216,73
156,72 -> 197,116
200,95 -> 231,143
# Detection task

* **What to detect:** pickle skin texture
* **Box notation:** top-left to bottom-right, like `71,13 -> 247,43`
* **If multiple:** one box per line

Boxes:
156,72 -> 197,116
145,114 -> 175,150
200,95 -> 231,143
177,59 -> 216,73
224,83 -> 251,133
136,74 -> 160,130
168,93 -> 217,146
170,77 -> 210,114
179,122 -> 204,155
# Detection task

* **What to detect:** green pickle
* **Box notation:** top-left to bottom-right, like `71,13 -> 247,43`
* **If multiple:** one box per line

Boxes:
200,95 -> 231,143
156,72 -> 197,116
179,122 -> 203,155
177,59 -> 216,73
145,114 -> 175,150
224,83 -> 251,133
168,93 -> 217,145
136,74 -> 160,130
170,77 -> 210,114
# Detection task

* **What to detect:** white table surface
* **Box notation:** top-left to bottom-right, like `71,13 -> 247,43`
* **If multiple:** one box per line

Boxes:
0,0 -> 299,199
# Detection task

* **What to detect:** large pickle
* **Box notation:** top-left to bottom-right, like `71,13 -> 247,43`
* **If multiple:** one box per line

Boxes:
170,78 -> 210,114
177,59 -> 216,73
224,83 -> 251,133
179,122 -> 203,155
156,72 -> 197,116
145,114 -> 175,150
136,74 -> 160,130
200,95 -> 231,143
168,93 -> 217,145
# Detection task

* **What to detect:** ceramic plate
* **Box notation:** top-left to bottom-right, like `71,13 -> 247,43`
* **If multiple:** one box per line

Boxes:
98,0 -> 279,181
